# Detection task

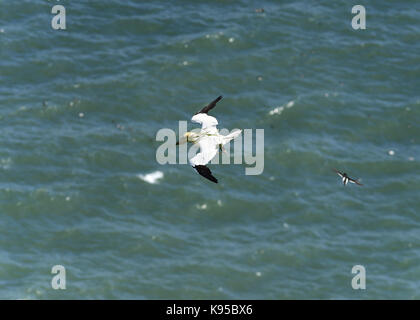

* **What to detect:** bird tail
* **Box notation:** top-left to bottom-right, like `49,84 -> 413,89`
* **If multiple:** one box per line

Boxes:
222,129 -> 242,145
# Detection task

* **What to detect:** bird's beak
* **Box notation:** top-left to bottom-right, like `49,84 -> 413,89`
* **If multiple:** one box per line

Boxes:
177,136 -> 187,145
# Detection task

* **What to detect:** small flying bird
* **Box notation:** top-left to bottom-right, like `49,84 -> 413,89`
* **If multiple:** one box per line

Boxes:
333,169 -> 363,186
177,96 -> 242,183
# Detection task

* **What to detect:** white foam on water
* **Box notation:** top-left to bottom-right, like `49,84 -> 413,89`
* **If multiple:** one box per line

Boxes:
0,157 -> 12,169
286,101 -> 295,108
137,171 -> 164,184
196,203 -> 208,210
269,106 -> 284,115
205,33 -> 220,39
269,100 -> 294,115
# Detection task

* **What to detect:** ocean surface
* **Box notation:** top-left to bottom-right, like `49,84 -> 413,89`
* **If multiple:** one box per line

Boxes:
0,0 -> 419,299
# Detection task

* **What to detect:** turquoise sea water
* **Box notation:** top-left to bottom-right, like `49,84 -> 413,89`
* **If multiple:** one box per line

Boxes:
0,0 -> 419,299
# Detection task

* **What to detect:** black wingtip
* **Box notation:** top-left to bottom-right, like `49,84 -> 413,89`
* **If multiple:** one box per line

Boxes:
195,95 -> 223,115
193,165 -> 218,183
354,179 -> 364,186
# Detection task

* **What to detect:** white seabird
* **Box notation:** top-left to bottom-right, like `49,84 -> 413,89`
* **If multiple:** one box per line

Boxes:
177,96 -> 242,183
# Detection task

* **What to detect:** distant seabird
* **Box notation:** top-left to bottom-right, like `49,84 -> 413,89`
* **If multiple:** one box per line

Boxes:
177,96 -> 242,183
333,169 -> 363,186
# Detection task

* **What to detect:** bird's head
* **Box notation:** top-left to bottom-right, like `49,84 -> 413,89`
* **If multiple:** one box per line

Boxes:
177,132 -> 196,145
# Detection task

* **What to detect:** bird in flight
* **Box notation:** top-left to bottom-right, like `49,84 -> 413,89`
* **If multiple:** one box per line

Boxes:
333,169 -> 363,186
177,96 -> 242,183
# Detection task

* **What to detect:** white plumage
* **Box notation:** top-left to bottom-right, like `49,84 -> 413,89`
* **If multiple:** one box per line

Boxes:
179,96 -> 241,183
191,113 -> 218,133
189,113 -> 241,167
189,135 -> 220,166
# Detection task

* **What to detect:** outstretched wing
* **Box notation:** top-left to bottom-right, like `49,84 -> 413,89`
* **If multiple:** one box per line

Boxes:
193,165 -> 218,183
349,178 -> 363,186
333,168 -> 344,178
191,113 -> 219,133
195,96 -> 222,115
189,136 -> 219,183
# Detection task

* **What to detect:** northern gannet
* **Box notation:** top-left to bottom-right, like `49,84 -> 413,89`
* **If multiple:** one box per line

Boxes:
333,169 -> 363,186
177,96 -> 242,183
